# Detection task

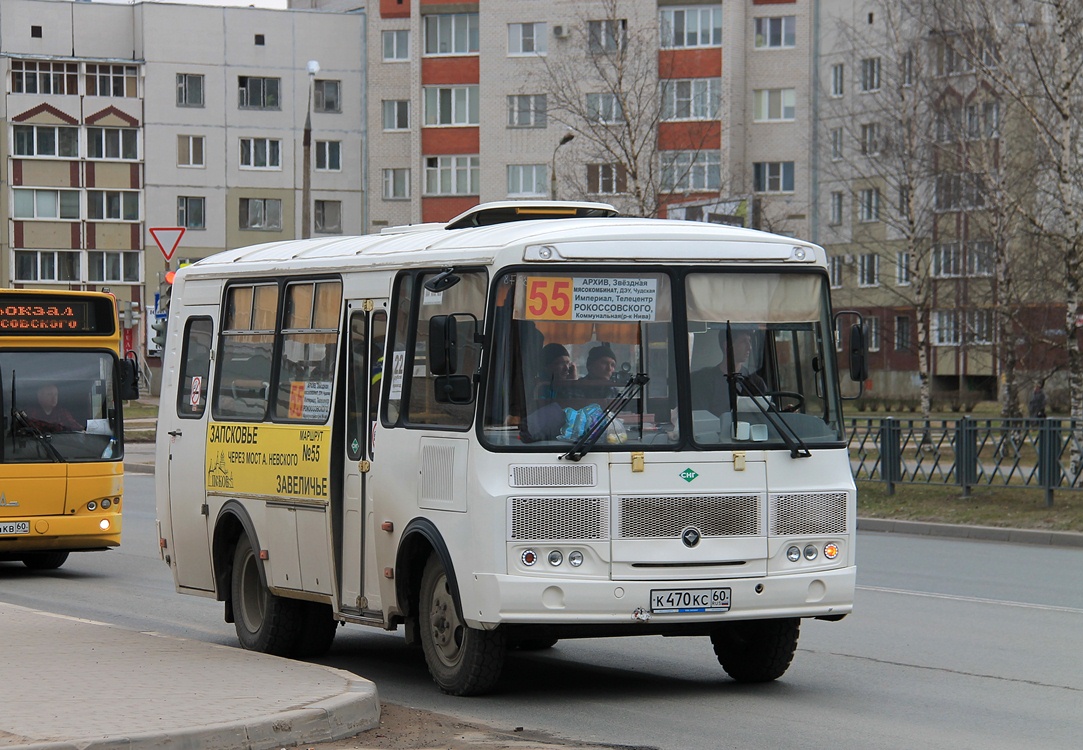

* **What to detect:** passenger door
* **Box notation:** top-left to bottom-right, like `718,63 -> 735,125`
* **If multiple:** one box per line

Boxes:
164,314 -> 215,591
338,303 -> 387,615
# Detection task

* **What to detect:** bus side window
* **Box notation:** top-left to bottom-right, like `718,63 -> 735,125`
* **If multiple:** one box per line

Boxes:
178,318 -> 213,418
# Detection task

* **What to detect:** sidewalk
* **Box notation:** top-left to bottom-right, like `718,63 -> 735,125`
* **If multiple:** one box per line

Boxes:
0,603 -> 379,750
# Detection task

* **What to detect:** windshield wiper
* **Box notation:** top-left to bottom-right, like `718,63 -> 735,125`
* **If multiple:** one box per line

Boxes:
13,409 -> 63,462
734,373 -> 811,459
561,373 -> 649,462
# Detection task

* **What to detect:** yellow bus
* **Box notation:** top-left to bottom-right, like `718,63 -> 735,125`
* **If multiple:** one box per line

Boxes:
0,289 -> 140,570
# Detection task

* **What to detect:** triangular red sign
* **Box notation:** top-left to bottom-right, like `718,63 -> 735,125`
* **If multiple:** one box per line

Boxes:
150,227 -> 186,261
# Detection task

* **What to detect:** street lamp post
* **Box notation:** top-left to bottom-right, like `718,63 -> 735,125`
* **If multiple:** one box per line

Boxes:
550,132 -> 575,200
301,60 -> 320,239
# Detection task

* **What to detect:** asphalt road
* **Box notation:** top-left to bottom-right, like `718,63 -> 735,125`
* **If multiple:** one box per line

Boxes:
2,474 -> 1081,749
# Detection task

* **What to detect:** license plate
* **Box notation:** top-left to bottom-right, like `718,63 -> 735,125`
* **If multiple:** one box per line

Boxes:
0,521 -> 30,535
650,587 -> 731,614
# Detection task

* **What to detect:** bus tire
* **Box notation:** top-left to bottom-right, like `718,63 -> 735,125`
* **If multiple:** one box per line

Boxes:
22,551 -> 69,570
231,534 -> 304,656
710,618 -> 800,683
419,554 -> 506,696
294,601 -> 338,658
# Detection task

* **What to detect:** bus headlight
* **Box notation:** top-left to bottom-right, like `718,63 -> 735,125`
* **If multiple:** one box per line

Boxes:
99,519 -> 111,531
568,551 -> 584,567
548,550 -> 563,566
101,498 -> 111,509
786,546 -> 801,563
87,501 -> 97,511
803,544 -> 818,560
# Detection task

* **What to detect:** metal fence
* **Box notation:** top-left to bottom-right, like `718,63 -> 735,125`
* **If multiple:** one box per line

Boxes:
847,417 -> 1083,506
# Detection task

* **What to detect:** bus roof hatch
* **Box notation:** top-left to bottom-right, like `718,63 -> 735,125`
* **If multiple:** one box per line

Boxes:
444,201 -> 618,230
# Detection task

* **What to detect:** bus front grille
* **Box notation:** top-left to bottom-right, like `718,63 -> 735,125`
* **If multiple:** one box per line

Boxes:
510,496 -> 609,540
769,492 -> 848,535
617,495 -> 761,538
509,463 -> 597,488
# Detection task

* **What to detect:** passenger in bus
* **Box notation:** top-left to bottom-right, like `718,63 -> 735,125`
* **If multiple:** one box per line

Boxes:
524,343 -> 578,440
691,328 -> 766,416
24,383 -> 84,433
577,345 -> 620,399
535,343 -> 577,399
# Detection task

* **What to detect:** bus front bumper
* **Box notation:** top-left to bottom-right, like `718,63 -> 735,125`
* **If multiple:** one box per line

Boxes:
0,513 -> 121,554
468,566 -> 855,629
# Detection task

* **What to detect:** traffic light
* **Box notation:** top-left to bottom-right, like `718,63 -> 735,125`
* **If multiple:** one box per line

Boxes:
150,273 -> 174,353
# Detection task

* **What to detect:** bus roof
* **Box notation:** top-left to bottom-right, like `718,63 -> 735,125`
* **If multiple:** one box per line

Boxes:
180,203 -> 825,280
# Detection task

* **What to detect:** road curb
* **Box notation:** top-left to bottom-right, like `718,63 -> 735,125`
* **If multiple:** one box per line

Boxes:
858,517 -> 1083,548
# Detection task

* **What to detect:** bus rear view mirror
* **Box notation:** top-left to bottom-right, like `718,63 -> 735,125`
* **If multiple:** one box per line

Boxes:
434,374 -> 473,404
429,315 -> 458,376
119,353 -> 140,401
848,324 -> 868,382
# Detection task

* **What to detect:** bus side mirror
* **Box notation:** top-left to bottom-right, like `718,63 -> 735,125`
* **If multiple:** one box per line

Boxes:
119,353 -> 140,401
429,315 -> 458,376
849,324 -> 868,382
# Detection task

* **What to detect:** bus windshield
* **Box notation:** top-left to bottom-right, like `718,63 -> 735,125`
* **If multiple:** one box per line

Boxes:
0,351 -> 121,462
482,268 -> 844,451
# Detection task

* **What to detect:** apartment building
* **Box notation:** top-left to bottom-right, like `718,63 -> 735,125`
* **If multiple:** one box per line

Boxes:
303,0 -> 815,234
1,0 -> 363,387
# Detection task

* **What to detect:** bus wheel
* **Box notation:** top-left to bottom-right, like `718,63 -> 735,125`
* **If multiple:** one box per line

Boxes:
22,551 -> 69,570
419,554 -> 506,696
710,618 -> 800,683
231,535 -> 304,656
295,601 -> 338,658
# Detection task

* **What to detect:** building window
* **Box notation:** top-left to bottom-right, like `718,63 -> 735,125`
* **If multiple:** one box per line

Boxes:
14,251 -> 80,283
829,191 -> 844,225
86,64 -> 138,98
239,198 -> 283,230
315,200 -> 342,234
383,100 -> 410,130
934,310 -> 959,346
659,7 -> 722,49
932,242 -> 962,277
588,19 -> 628,52
87,190 -> 139,221
507,164 -> 547,197
176,73 -> 204,107
860,57 -> 881,92
754,16 -> 795,49
315,141 -> 341,171
753,88 -> 796,121
383,30 -> 409,60
238,76 -> 280,109
424,13 -> 479,55
509,22 -> 547,55
240,137 -> 282,169
88,251 -> 140,283
858,253 -> 879,287
314,80 -> 341,113
830,63 -> 844,97
752,161 -> 795,193
967,240 -> 994,277
966,309 -> 994,344
901,50 -> 914,87
662,79 -> 722,120
87,127 -> 138,160
830,128 -> 843,160
11,60 -> 78,95
13,125 -> 79,158
13,189 -> 80,220
895,316 -> 911,351
178,135 -> 205,167
866,317 -> 881,352
662,151 -> 721,191
936,173 -> 986,211
829,255 -> 844,288
587,163 -> 627,194
859,188 -> 880,222
586,92 -> 624,123
383,168 -> 410,199
424,86 -> 479,126
178,197 -> 206,229
507,94 -> 547,127
860,122 -> 881,155
896,251 -> 911,285
425,155 -> 479,195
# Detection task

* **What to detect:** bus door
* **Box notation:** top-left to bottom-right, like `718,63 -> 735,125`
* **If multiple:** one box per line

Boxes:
164,313 -> 215,591
338,303 -> 387,615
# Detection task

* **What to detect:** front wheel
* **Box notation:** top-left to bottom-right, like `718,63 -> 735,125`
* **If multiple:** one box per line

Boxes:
419,554 -> 506,695
231,534 -> 305,656
710,618 -> 800,683
22,551 -> 70,570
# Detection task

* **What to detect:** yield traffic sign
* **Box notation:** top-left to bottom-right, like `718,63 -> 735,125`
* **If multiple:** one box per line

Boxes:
150,227 -> 186,261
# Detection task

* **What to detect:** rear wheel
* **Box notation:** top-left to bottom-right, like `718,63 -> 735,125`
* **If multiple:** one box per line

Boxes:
22,551 -> 69,570
231,535 -> 304,656
711,618 -> 800,683
419,554 -> 506,695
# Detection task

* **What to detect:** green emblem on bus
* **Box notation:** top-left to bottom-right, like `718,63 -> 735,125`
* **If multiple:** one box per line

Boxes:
680,468 -> 699,482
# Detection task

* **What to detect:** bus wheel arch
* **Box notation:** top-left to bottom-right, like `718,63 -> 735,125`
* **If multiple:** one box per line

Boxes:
395,518 -> 460,626
212,501 -> 262,616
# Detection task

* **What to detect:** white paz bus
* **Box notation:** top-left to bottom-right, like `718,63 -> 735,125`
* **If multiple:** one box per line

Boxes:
156,201 -> 867,695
